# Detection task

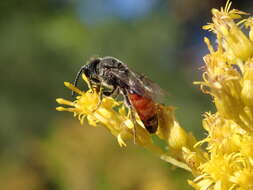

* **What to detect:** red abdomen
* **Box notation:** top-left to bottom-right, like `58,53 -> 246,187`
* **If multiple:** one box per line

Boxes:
128,93 -> 158,133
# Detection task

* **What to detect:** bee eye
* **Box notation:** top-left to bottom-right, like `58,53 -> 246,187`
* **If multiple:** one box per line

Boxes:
90,58 -> 101,65
83,68 -> 91,78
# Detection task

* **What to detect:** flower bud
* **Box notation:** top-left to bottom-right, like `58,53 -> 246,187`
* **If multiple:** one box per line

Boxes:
241,63 -> 253,106
168,122 -> 188,150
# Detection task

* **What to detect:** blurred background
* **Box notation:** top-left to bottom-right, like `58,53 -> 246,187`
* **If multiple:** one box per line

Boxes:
0,0 -> 252,189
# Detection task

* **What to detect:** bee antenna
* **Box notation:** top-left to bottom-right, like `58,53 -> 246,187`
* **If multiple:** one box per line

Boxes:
72,66 -> 85,97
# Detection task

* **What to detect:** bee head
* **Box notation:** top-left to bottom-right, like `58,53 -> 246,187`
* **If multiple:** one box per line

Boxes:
83,58 -> 101,81
72,58 -> 101,96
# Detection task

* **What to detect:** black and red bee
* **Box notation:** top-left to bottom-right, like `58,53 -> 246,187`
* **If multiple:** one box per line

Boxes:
73,56 -> 165,135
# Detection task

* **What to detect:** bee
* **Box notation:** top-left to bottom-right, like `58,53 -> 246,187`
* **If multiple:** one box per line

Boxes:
73,56 -> 165,138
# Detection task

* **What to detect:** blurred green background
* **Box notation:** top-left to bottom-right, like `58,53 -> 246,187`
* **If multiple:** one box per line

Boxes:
1,0 -> 252,189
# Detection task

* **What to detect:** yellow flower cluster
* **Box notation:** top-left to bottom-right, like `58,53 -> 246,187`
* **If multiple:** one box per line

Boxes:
190,1 -> 253,189
56,1 -> 253,189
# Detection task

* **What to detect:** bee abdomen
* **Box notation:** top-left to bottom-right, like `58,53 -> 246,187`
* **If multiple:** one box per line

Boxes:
142,115 -> 158,133
128,93 -> 158,133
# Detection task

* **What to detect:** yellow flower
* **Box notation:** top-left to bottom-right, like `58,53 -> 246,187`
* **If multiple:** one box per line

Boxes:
244,17 -> 253,41
199,113 -> 244,155
203,0 -> 252,61
195,0 -> 253,132
189,153 -> 253,190
241,60 -> 253,106
191,0 -> 253,189
230,168 -> 253,189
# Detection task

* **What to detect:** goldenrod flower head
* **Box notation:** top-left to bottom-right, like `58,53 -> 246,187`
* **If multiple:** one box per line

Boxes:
191,1 -> 253,189
192,153 -> 253,190
203,0 -> 253,61
237,135 -> 253,159
241,60 -> 253,106
244,17 -> 253,41
190,153 -> 252,190
196,0 -> 253,131
168,121 -> 188,150
230,168 -> 253,189
199,113 -> 245,155
158,107 -> 206,173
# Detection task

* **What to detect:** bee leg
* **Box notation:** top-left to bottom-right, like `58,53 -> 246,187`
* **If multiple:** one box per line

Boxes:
121,90 -> 137,144
92,86 -> 118,112
130,110 -> 137,144
91,91 -> 103,112
91,85 -> 102,112
103,87 -> 119,97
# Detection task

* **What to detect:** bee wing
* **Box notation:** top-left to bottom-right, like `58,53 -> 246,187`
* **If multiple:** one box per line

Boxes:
132,71 -> 167,102
110,68 -> 166,102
